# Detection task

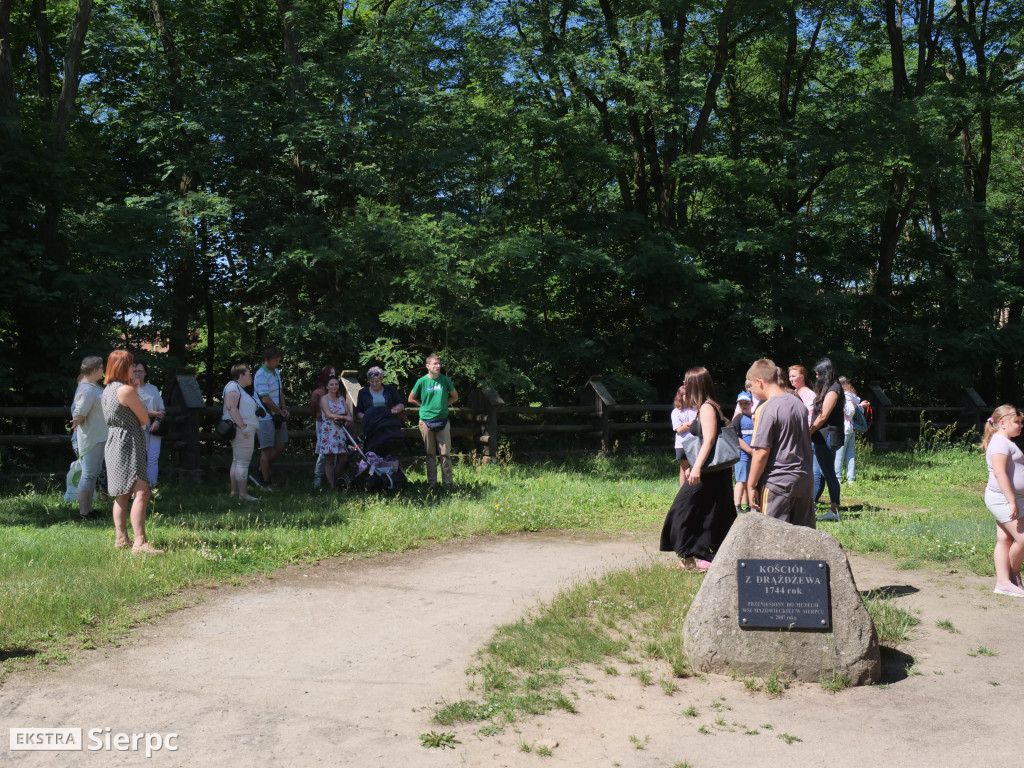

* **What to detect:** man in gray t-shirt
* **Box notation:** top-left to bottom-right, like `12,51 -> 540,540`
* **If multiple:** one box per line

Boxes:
746,359 -> 815,528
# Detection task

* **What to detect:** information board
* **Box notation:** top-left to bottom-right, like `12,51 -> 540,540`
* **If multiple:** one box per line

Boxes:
174,374 -> 206,409
736,559 -> 831,630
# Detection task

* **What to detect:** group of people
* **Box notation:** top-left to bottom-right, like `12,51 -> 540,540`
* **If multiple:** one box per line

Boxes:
219,349 -> 460,497
70,351 -> 163,553
661,358 -> 868,571
70,348 -> 1024,591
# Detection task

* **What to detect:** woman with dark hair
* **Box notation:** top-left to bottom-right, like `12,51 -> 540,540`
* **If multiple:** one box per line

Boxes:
316,375 -> 353,488
809,357 -> 844,521
102,350 -> 161,553
310,365 -> 338,489
659,367 -> 737,571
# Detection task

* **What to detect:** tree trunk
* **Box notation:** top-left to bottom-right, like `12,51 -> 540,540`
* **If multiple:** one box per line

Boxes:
0,0 -> 17,134
33,0 -> 52,120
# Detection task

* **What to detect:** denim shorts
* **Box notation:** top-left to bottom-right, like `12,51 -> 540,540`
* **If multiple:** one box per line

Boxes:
734,455 -> 751,483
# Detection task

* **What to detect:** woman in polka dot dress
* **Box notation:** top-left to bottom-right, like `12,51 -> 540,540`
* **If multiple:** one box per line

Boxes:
102,350 -> 162,554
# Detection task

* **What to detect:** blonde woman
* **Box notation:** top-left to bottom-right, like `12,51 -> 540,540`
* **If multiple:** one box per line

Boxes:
223,364 -> 260,501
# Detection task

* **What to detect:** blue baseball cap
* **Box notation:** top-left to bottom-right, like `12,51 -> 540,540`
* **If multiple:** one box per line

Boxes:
737,391 -> 752,402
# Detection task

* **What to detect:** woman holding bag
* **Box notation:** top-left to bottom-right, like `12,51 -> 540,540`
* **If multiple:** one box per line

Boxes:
660,367 -> 737,571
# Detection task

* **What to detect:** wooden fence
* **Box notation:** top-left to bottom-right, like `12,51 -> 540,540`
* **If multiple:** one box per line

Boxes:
0,374 -> 990,483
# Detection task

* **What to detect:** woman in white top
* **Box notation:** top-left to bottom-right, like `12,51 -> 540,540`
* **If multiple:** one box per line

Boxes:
71,356 -> 108,520
133,362 -> 166,488
223,363 -> 260,501
983,404 -> 1024,597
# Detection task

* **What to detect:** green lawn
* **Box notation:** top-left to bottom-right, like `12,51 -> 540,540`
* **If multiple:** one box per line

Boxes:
0,443 -> 995,675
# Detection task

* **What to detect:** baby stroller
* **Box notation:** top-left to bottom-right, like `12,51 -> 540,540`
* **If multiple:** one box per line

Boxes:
339,425 -> 407,495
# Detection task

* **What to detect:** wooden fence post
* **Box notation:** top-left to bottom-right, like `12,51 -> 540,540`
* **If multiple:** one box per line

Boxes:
468,386 -> 503,463
959,388 -> 987,436
582,376 -> 615,452
868,382 -> 890,444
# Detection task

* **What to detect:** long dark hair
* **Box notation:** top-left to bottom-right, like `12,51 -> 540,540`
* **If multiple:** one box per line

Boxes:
682,367 -> 717,410
812,358 -> 838,412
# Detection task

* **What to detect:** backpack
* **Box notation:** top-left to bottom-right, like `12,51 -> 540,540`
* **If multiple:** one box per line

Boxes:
853,402 -> 871,433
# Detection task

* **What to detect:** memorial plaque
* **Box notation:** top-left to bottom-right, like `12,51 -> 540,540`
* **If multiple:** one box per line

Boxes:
737,559 -> 831,630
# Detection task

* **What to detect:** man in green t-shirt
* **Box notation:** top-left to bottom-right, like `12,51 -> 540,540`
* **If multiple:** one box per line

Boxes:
408,355 -> 459,487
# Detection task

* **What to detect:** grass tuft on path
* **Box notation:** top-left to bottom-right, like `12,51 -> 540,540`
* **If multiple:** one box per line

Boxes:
434,561 -> 701,728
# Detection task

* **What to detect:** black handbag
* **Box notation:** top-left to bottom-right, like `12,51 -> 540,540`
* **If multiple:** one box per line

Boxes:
150,417 -> 170,437
683,402 -> 741,473
215,419 -> 237,442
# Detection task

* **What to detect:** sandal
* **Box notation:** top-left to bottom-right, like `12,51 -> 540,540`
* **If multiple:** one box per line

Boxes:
669,558 -> 697,571
131,543 -> 164,555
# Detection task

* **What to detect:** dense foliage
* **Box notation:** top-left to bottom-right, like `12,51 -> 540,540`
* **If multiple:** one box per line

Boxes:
2,0 -> 1022,406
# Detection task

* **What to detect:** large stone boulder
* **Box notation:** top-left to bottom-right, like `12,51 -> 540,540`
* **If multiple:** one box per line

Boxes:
682,513 -> 881,685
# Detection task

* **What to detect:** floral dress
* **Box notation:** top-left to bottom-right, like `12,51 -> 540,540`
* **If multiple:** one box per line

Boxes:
101,383 -> 147,495
316,397 -> 350,456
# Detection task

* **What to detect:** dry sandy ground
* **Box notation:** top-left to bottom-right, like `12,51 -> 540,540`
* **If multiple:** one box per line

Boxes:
1,530 -> 1020,767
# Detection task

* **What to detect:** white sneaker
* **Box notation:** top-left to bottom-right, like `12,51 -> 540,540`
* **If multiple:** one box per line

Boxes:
817,510 -> 841,522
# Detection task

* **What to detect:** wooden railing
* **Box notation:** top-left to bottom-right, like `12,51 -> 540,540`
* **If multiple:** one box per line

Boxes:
0,375 -> 990,482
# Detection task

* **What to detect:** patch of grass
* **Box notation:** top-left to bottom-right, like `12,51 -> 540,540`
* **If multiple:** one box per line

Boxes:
778,733 -> 802,745
629,734 -> 649,750
864,594 -> 920,644
683,705 -> 699,718
0,459 -> 673,676
660,678 -> 679,696
819,669 -> 852,693
762,668 -> 788,697
2,447 -> 1007,683
430,560 -> 700,730
828,444 -> 995,576
935,619 -> 958,633
969,646 -> 997,657
419,731 -> 460,749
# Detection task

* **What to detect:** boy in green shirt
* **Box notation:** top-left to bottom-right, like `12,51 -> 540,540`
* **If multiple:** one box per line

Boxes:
408,355 -> 459,487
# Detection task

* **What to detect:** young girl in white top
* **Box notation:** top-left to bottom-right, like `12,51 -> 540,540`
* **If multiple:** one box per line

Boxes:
671,385 -> 697,486
982,404 -> 1024,597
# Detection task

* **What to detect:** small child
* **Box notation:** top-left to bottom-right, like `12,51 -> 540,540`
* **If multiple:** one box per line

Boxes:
670,385 -> 697,486
733,392 -> 754,512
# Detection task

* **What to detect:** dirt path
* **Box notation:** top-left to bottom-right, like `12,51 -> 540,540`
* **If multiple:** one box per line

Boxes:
1,531 -> 1020,766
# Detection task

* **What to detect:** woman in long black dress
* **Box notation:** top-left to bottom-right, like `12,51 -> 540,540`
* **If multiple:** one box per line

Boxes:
660,367 -> 737,571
